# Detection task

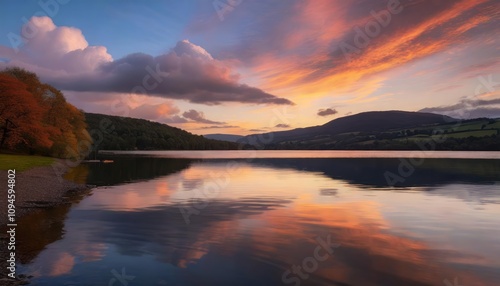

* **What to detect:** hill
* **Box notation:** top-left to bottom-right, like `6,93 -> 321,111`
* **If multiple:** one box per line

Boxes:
85,113 -> 239,150
204,134 -> 244,142
319,111 -> 455,133
240,111 -> 500,150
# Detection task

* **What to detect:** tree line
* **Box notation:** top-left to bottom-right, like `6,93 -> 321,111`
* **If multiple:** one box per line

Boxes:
258,134 -> 500,151
85,113 -> 239,151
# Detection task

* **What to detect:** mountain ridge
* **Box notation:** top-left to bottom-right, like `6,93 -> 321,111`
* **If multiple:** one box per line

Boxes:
243,110 -> 456,143
238,110 -> 499,150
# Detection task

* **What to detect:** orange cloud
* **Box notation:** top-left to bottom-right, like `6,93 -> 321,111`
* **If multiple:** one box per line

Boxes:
248,0 -> 496,102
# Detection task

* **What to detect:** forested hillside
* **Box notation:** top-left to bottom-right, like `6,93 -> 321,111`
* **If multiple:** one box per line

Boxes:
0,68 -> 90,157
241,111 -> 500,150
85,113 -> 239,150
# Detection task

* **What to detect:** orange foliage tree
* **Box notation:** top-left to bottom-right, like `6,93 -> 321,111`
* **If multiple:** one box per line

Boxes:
0,67 -> 91,157
0,74 -> 53,151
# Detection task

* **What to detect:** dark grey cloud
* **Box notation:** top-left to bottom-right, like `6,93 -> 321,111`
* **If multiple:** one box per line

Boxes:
249,128 -> 266,132
182,109 -> 225,124
317,108 -> 338,117
198,125 -> 239,129
275,124 -> 290,128
44,40 -> 294,106
420,97 -> 500,118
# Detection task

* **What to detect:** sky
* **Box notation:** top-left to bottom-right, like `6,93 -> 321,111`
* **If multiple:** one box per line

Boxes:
0,0 -> 499,135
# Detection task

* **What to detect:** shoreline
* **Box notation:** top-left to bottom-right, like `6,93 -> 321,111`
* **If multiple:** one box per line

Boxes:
0,160 -> 93,284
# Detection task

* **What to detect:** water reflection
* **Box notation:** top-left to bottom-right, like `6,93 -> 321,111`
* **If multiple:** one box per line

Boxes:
20,155 -> 500,285
65,156 -> 194,185
249,158 -> 500,187
1,189 -> 91,268
67,157 -> 500,188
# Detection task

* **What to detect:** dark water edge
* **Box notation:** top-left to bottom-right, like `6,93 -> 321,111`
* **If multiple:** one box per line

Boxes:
69,155 -> 500,188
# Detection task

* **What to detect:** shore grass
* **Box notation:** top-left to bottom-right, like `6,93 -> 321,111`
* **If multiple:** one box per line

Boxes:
0,154 -> 54,171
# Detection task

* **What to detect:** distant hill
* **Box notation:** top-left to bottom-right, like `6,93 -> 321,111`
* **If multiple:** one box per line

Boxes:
85,113 -> 238,150
319,110 -> 455,133
204,134 -> 244,142
240,111 -> 500,150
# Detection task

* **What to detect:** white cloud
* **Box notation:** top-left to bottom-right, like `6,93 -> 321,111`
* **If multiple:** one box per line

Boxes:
2,16 -> 112,75
173,39 -> 213,61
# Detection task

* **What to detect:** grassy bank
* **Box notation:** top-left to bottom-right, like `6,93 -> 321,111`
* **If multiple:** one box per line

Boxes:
0,154 -> 54,171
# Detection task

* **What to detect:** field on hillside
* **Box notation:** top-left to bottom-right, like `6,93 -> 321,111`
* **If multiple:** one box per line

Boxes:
266,118 -> 500,150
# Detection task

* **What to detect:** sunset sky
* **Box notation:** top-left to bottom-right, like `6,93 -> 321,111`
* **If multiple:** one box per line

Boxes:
1,0 -> 499,135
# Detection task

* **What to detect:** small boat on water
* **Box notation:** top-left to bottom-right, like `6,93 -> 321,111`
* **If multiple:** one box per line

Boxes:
82,159 -> 114,163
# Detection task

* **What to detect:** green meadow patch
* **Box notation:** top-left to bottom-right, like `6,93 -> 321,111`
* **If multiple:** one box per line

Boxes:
0,154 -> 54,171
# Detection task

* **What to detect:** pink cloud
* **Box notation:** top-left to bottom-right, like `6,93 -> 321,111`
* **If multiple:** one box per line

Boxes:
129,102 -> 180,121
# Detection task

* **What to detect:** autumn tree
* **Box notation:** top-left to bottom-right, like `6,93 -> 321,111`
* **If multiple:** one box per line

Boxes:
0,74 -> 53,151
42,84 -> 91,158
0,67 -> 91,157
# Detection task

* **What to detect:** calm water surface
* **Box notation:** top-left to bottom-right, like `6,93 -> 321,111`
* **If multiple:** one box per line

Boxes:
17,151 -> 500,285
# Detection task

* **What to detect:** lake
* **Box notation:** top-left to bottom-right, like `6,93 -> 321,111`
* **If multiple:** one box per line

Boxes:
17,151 -> 500,285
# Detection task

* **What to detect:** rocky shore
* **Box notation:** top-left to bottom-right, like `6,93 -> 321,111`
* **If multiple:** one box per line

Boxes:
0,160 -> 93,284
